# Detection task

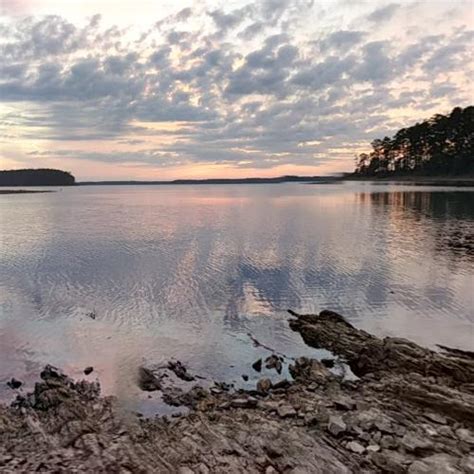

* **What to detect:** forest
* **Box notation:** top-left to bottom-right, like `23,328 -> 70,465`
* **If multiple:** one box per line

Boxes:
354,106 -> 474,177
0,169 -> 76,186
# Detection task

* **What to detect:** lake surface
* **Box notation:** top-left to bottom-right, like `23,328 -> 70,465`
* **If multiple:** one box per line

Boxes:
1,183 -> 473,412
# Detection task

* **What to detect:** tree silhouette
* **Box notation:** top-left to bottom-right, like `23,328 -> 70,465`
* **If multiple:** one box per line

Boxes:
0,169 -> 76,186
355,106 -> 474,177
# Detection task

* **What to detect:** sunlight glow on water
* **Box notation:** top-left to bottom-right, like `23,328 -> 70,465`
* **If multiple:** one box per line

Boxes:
0,183 -> 473,409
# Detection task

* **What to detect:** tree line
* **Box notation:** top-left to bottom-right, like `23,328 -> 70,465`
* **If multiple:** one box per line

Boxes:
0,169 -> 76,186
354,106 -> 474,177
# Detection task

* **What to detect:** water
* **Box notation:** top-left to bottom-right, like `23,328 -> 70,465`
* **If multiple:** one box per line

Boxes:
1,183 -> 473,412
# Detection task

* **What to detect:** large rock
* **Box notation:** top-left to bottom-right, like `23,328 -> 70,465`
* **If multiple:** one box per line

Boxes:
408,454 -> 462,474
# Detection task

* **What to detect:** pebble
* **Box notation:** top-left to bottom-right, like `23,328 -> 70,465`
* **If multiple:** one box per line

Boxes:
257,378 -> 272,393
333,396 -> 356,411
231,397 -> 258,409
366,444 -> 380,453
252,359 -> 262,372
380,435 -> 398,450
7,378 -> 22,389
277,405 -> 297,418
327,415 -> 346,436
83,367 -> 93,375
346,441 -> 365,454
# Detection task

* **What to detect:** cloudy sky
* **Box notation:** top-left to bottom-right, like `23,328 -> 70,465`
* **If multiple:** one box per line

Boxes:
0,0 -> 472,180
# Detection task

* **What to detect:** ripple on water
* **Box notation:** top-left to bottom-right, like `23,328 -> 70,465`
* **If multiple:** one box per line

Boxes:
0,184 -> 473,409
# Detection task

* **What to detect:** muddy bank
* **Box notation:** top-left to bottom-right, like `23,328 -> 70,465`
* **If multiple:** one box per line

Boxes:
1,310 -> 473,473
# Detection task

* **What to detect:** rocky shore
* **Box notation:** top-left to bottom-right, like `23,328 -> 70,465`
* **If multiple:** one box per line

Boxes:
1,310 -> 473,473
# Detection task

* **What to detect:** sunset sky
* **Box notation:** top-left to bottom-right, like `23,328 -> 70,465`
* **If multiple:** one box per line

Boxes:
0,0 -> 472,180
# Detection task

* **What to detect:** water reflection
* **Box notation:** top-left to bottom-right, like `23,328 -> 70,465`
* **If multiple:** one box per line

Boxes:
0,184 -> 473,409
359,191 -> 474,263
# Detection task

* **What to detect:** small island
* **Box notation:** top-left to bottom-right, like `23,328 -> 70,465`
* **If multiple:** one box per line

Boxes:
0,168 -> 76,187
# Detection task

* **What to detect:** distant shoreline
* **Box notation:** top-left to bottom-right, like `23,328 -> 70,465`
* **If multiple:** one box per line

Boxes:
1,174 -> 474,189
0,189 -> 55,195
77,176 -> 342,186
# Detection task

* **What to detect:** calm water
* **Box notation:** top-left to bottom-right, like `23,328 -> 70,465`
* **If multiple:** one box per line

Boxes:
1,183 -> 473,412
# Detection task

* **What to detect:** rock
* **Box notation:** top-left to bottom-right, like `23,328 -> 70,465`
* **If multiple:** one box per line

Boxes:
346,441 -> 365,454
265,355 -> 283,374
461,455 -> 474,473
437,425 -> 453,437
231,397 -> 258,409
321,358 -> 335,368
277,405 -> 297,418
259,400 -> 280,412
371,450 -> 409,474
408,454 -> 462,474
372,431 -> 382,443
380,435 -> 398,450
373,418 -> 395,434
327,415 -> 346,436
289,357 -> 330,382
304,414 -> 319,426
358,432 -> 371,443
333,397 -> 356,411
456,428 -> 474,444
272,379 -> 291,390
252,359 -> 262,372
214,381 -> 233,391
168,361 -> 195,382
242,374 -> 249,381
421,424 -> 437,436
7,378 -> 22,389
424,412 -> 447,425
265,466 -> 278,474
257,378 -> 272,393
367,445 -> 380,453
137,367 -> 161,391
83,367 -> 93,375
401,432 -> 434,453
178,467 -> 195,474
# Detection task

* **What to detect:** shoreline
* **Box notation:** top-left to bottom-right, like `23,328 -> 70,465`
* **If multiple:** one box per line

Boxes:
0,189 -> 55,195
344,175 -> 474,187
1,310 -> 473,472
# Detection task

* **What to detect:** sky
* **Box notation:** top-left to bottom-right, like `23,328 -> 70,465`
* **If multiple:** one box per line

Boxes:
0,0 -> 473,180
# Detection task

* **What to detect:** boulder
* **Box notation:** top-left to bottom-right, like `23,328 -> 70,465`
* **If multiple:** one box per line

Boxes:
327,415 -> 346,436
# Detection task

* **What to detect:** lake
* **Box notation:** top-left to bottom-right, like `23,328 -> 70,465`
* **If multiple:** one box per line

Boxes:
1,182 -> 473,413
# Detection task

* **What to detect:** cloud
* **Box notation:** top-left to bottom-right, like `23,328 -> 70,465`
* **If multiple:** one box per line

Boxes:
0,1 -> 472,177
367,3 -> 399,23
322,30 -> 365,50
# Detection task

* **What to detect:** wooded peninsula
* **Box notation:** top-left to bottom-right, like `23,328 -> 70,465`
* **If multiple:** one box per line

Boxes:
0,169 -> 75,186
354,106 -> 474,178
